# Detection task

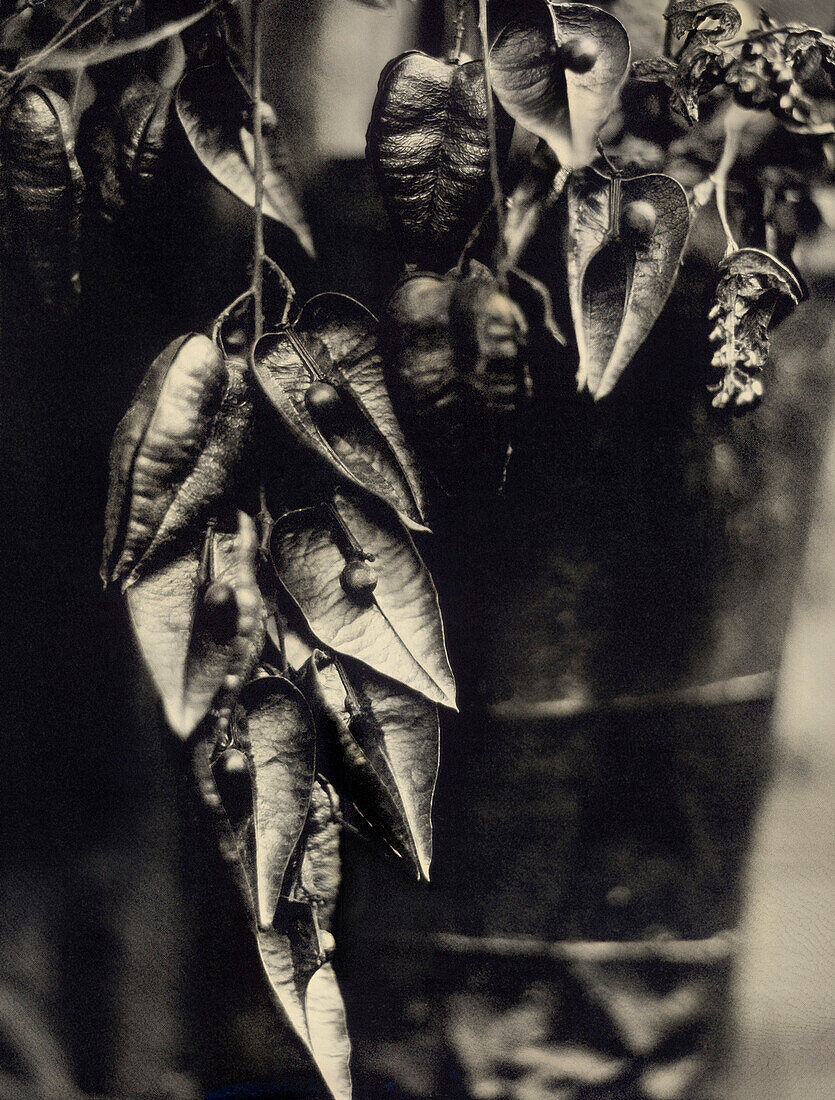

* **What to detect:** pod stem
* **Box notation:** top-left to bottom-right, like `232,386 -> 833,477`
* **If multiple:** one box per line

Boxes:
450,0 -> 468,61
477,0 -> 508,288
251,0 -> 266,342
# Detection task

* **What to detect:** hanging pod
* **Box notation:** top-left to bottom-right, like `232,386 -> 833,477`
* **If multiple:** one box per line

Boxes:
381,262 -> 561,496
270,489 -> 456,710
0,84 -> 84,314
366,50 -> 511,271
126,513 -> 266,740
253,292 -> 428,530
176,59 -> 314,258
490,3 -> 631,170
194,744 -> 351,1100
302,652 -> 440,881
102,332 -> 255,587
565,168 -> 691,399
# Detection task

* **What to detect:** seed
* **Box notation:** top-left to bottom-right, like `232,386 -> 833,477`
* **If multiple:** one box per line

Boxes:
341,559 -> 378,603
621,200 -> 657,240
560,38 -> 598,74
202,581 -> 239,642
304,380 -> 342,418
212,747 -> 252,822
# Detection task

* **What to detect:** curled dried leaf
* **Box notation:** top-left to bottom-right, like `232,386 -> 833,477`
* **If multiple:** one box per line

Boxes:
302,653 -> 439,880
253,293 -> 428,530
566,169 -> 691,399
366,51 -> 507,271
707,247 -> 803,411
490,3 -> 630,169
664,1 -> 742,43
127,512 -> 266,739
0,84 -> 83,313
176,61 -> 314,257
270,490 -> 455,709
723,26 -> 835,135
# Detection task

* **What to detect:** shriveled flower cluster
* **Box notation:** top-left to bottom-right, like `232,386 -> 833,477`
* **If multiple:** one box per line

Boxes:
708,249 -> 802,410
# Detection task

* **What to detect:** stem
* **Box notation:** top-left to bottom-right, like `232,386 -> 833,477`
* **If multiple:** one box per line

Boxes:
711,111 -> 744,255
250,0 -> 266,342
477,0 -> 507,286
451,0 -> 468,61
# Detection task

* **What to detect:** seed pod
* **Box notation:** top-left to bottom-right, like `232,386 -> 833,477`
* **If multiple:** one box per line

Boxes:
102,333 -> 228,586
0,84 -> 83,315
76,67 -> 176,223
565,168 -> 691,399
253,292 -> 428,530
366,51 -> 510,272
381,263 -> 533,496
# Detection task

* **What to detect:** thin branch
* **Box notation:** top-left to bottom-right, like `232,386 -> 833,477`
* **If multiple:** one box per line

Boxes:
450,0 -> 468,61
711,109 -> 746,255
477,0 -> 507,286
251,0 -> 266,342
14,0 -> 231,75
0,0 -> 116,79
488,669 -> 776,724
421,931 -> 738,965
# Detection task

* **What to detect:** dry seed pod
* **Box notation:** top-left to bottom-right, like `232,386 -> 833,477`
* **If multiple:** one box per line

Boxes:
381,263 -> 533,496
103,333 -> 255,587
302,653 -> 440,881
490,3 -> 631,169
565,168 -> 691,399
253,293 -> 428,530
271,490 -> 456,710
126,513 -> 266,739
0,84 -> 83,314
366,51 -> 509,271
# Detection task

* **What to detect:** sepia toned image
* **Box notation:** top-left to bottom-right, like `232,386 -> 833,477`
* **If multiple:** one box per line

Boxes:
1,1 -> 833,1098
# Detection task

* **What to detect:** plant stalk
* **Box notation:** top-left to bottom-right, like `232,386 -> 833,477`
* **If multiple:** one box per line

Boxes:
477,0 -> 507,285
451,0 -> 468,61
251,0 -> 266,341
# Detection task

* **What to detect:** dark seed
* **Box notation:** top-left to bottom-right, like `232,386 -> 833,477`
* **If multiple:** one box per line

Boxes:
212,747 -> 252,822
201,581 -> 239,642
304,381 -> 341,417
621,200 -> 657,240
560,38 -> 598,74
341,560 -> 378,602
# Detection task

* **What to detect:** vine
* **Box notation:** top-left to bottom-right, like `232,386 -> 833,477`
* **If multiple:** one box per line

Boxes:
1,1 -> 833,1096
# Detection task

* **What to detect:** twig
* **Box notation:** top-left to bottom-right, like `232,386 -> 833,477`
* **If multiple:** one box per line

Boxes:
0,0 -> 116,79
711,109 -> 746,255
251,0 -> 265,342
450,0 -> 468,61
3,0 -> 231,76
477,0 -> 507,286
424,931 -> 739,964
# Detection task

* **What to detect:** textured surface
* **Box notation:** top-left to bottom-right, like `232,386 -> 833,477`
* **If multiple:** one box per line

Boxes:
272,492 -> 455,708
305,656 -> 440,880
490,4 -> 630,169
566,168 -> 691,398
367,52 -> 500,272
237,676 -> 316,929
176,61 -> 314,257
0,85 -> 83,314
254,293 -> 427,529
